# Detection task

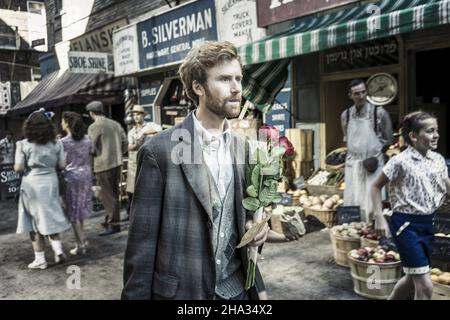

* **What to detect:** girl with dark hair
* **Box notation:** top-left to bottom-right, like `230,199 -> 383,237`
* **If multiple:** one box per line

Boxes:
14,109 -> 71,269
371,111 -> 450,299
61,111 -> 93,255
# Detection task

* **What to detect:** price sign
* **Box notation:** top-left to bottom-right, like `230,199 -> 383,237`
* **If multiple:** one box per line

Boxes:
336,206 -> 360,225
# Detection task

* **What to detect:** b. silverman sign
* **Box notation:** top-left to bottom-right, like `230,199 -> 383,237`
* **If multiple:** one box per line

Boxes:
137,0 -> 217,70
68,51 -> 114,74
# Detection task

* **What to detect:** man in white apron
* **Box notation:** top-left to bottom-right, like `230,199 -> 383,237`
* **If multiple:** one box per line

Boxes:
123,105 -> 162,221
341,79 -> 393,222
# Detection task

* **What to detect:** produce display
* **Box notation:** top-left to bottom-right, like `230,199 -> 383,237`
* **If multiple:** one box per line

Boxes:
332,222 -> 369,239
349,246 -> 401,263
307,170 -> 345,187
326,148 -> 347,166
361,227 -> 381,241
431,268 -> 450,285
299,193 -> 343,210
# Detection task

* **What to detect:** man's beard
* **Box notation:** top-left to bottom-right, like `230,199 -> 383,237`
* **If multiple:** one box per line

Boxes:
204,89 -> 241,119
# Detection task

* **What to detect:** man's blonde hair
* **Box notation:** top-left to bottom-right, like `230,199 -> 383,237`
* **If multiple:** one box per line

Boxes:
178,41 -> 241,106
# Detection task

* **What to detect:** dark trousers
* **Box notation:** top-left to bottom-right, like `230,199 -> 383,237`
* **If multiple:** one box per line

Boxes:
126,192 -> 133,216
96,166 -> 121,226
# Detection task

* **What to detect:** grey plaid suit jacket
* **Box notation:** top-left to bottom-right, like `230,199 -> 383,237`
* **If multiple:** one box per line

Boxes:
121,112 -> 264,300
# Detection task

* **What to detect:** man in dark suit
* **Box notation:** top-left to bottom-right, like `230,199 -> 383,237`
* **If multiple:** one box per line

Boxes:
122,41 -> 269,300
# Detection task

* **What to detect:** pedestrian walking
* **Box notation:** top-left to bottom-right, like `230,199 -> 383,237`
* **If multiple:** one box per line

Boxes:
372,111 -> 450,300
123,105 -> 161,222
86,101 -> 127,236
61,111 -> 93,254
15,109 -> 71,269
122,41 -> 269,300
341,78 -> 393,222
0,131 -> 15,164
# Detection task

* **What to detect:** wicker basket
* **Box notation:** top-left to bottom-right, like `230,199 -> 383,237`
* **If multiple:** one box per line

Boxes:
347,253 -> 402,300
432,282 -> 450,300
305,184 -> 344,198
325,147 -> 347,171
303,206 -> 337,228
330,228 -> 361,267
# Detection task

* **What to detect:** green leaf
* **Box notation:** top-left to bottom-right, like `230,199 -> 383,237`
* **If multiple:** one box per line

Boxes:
270,193 -> 282,203
260,164 -> 279,176
246,185 -> 258,198
242,197 -> 260,211
269,146 -> 286,159
258,187 -> 270,203
257,148 -> 268,165
268,180 -> 278,193
251,165 -> 261,189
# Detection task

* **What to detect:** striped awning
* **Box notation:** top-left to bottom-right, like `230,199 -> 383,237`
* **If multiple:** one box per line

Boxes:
241,0 -> 450,108
9,70 -> 127,115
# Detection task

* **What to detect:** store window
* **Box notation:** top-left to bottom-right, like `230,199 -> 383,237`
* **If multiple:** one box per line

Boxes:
159,78 -> 194,129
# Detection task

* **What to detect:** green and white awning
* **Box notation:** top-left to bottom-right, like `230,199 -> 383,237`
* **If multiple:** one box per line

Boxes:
241,0 -> 450,108
240,0 -> 450,65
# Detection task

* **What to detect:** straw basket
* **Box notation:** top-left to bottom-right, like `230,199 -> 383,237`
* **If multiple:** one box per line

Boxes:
431,282 -> 450,300
361,236 -> 379,248
305,184 -> 344,198
330,228 -> 361,267
304,206 -> 336,228
347,253 -> 402,300
325,147 -> 347,171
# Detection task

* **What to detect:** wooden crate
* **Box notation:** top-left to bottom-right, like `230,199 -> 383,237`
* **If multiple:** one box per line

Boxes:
432,282 -> 450,300
285,128 -> 314,161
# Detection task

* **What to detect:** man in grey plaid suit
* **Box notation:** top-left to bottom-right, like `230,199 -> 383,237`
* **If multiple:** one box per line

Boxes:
122,41 -> 269,300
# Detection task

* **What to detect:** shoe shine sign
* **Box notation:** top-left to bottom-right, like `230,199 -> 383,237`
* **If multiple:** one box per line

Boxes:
257,0 -> 359,27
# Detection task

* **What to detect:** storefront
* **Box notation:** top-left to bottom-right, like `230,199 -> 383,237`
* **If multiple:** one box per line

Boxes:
113,0 -> 218,128
113,0 -> 269,129
240,0 -> 450,167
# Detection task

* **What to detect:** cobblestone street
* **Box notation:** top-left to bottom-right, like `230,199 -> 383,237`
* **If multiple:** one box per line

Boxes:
0,199 -> 361,300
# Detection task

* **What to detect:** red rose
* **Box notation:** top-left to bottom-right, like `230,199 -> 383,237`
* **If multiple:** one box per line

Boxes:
259,125 -> 279,143
279,136 -> 295,158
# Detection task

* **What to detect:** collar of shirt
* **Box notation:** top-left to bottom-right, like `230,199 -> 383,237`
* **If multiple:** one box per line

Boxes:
353,103 -> 370,117
192,111 -> 231,152
407,145 -> 433,161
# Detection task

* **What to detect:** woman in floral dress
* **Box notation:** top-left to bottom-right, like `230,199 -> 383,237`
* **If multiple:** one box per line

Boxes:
61,111 -> 93,255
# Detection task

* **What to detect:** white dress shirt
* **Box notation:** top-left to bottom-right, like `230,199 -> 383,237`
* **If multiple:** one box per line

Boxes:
193,112 -> 233,202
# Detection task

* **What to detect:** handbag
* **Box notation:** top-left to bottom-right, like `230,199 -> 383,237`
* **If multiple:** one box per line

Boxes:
362,157 -> 379,173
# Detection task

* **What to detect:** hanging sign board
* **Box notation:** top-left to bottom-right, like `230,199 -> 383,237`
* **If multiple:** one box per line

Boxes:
68,51 -> 114,74
137,0 -> 218,70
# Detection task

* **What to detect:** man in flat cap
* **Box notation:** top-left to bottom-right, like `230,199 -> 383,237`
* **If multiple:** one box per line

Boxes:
123,105 -> 161,221
86,100 -> 128,236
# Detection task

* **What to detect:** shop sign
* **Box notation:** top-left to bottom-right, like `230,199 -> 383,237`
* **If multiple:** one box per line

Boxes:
256,0 -> 358,27
113,25 -> 139,77
265,89 -> 291,137
68,51 -> 114,74
0,164 -> 21,196
70,19 -> 128,52
324,38 -> 399,73
138,73 -> 164,106
336,206 -> 361,224
137,0 -> 218,70
217,0 -> 266,46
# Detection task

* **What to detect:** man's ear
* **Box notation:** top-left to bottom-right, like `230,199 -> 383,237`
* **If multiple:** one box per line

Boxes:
192,80 -> 204,97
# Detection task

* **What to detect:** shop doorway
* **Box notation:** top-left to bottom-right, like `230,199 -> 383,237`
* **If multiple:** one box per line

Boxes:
414,48 -> 450,158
